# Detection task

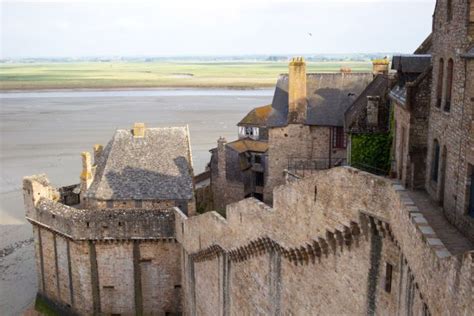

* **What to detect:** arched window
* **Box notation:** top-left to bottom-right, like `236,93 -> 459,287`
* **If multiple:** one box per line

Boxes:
447,0 -> 453,22
432,140 -> 440,182
445,59 -> 454,112
436,58 -> 444,108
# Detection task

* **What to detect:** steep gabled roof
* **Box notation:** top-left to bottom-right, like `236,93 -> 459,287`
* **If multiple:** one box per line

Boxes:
392,55 -> 432,73
344,74 -> 391,132
86,126 -> 194,201
238,104 -> 272,127
414,33 -> 433,54
267,73 -> 373,127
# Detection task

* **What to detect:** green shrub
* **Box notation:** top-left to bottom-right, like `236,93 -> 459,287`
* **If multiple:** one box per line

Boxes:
351,133 -> 392,174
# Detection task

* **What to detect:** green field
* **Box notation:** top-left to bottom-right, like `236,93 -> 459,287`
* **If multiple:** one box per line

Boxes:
0,61 -> 372,90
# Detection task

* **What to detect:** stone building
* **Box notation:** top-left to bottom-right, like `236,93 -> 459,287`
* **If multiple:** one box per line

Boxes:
210,58 -> 374,208
416,0 -> 473,241
349,0 -> 474,248
391,54 -> 432,189
344,60 -> 393,174
24,124 -> 195,315
237,104 -> 272,141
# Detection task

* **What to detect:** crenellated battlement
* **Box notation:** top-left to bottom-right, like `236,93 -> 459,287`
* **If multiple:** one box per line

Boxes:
24,175 -> 176,241
177,167 -> 473,315
189,213 -> 386,266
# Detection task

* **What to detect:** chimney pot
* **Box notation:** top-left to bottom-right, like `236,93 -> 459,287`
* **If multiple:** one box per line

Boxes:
133,123 -> 146,137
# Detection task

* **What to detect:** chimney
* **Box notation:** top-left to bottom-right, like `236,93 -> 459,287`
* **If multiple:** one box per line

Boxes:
217,137 -> 227,180
288,57 -> 307,124
80,151 -> 92,201
93,144 -> 103,165
366,96 -> 380,127
133,122 -> 146,138
372,58 -> 390,77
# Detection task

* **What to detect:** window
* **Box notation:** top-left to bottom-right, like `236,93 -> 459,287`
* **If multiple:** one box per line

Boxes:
255,172 -> 264,187
436,59 -> 444,108
245,127 -> 254,136
134,199 -> 142,208
254,155 -> 262,164
468,165 -> 474,218
332,127 -> 346,149
432,140 -> 440,182
384,263 -> 393,293
447,0 -> 453,22
445,59 -> 454,112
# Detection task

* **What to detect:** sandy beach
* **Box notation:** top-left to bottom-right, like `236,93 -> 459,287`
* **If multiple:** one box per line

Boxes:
0,89 -> 273,315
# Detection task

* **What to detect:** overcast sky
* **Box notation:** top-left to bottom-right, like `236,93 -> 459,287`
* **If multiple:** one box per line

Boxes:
1,0 -> 436,58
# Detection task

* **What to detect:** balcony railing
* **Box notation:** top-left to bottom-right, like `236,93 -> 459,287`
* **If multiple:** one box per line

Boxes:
287,157 -> 347,177
350,162 -> 391,176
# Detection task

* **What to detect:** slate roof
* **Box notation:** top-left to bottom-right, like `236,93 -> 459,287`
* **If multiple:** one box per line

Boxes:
414,33 -> 433,54
226,139 -> 268,154
389,85 -> 407,105
344,74 -> 390,131
389,54 -> 432,107
86,126 -> 194,201
391,55 -> 432,73
462,46 -> 474,58
266,73 -> 373,127
238,104 -> 272,127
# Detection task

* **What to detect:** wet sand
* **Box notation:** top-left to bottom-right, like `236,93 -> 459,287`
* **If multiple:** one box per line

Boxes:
0,89 -> 273,315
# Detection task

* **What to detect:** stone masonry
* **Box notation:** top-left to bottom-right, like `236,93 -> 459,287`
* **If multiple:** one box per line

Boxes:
176,167 -> 472,315
426,0 -> 474,241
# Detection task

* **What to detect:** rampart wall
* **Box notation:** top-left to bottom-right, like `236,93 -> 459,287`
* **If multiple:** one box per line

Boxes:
176,167 -> 473,315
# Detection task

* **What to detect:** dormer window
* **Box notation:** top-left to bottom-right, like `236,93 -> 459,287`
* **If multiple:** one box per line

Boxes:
239,126 -> 260,140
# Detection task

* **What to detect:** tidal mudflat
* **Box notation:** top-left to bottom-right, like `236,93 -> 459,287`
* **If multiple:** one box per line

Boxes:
0,89 -> 273,315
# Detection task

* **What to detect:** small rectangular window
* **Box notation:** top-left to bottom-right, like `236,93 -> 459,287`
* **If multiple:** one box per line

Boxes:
332,127 -> 346,149
254,155 -> 262,164
432,141 -> 440,182
385,262 -> 393,293
255,172 -> 264,187
135,200 -> 142,208
467,165 -> 474,218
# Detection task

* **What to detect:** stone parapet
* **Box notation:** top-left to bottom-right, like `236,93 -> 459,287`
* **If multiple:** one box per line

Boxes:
176,167 -> 473,315
28,199 -> 175,241
24,175 -> 175,241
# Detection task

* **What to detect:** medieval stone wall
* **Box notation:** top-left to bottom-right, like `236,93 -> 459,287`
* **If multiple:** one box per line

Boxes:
428,0 -> 474,242
176,167 -> 472,315
24,175 -> 183,315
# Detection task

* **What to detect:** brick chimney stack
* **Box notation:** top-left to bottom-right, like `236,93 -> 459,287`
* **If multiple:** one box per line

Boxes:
372,58 -> 390,77
80,151 -> 92,206
288,57 -> 307,124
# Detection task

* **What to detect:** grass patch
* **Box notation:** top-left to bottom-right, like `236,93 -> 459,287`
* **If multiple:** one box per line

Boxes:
0,61 -> 372,90
34,295 -> 60,316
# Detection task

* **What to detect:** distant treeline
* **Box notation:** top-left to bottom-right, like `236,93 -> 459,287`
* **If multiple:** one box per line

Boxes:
1,53 -> 395,64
